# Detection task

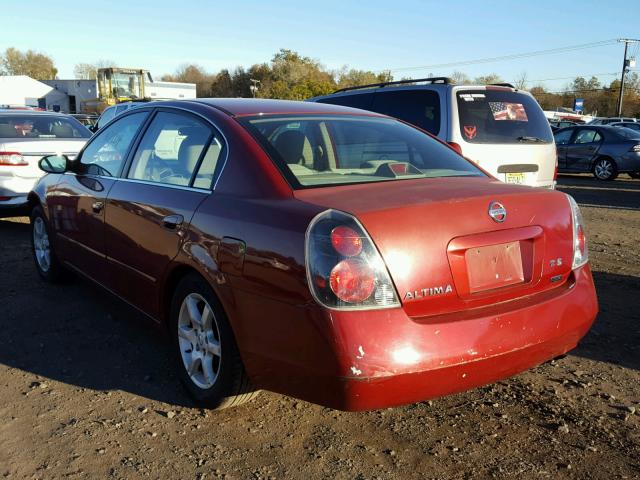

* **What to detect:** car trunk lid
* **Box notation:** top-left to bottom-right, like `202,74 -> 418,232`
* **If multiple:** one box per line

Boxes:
0,138 -> 85,179
296,177 -> 574,318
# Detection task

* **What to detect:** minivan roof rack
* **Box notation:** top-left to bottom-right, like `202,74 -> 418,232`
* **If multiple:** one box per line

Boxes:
489,83 -> 516,88
333,77 -> 453,94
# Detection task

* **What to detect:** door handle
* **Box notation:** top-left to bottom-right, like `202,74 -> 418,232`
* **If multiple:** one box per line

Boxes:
92,201 -> 104,214
162,214 -> 184,230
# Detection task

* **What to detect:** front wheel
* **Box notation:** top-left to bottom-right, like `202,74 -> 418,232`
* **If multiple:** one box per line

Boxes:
170,273 -> 258,410
30,206 -> 67,282
593,157 -> 618,181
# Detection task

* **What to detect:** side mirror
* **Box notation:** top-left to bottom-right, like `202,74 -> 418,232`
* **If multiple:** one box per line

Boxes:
39,154 -> 69,174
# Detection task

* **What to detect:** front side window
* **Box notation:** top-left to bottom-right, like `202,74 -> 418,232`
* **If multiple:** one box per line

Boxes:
457,89 -> 553,144
127,111 -> 223,188
79,111 -> 147,176
371,90 -> 441,135
554,129 -> 573,145
241,115 -> 483,188
97,107 -> 117,129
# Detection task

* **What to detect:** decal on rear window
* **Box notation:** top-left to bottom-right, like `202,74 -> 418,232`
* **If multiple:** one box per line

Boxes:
489,102 -> 528,121
463,125 -> 477,140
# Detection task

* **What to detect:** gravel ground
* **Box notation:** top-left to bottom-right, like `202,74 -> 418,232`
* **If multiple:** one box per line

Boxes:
0,174 -> 638,479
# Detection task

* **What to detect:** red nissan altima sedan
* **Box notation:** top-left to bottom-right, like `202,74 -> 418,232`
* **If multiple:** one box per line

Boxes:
28,99 -> 598,411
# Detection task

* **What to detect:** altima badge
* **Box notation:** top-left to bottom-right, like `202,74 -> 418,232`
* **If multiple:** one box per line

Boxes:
404,285 -> 453,301
488,201 -> 507,223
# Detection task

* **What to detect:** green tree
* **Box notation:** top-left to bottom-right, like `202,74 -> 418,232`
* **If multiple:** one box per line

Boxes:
1,47 -> 57,79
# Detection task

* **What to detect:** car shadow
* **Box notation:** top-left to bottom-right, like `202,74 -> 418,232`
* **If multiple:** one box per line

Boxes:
571,270 -> 640,371
557,174 -> 640,211
0,217 -> 196,408
0,220 -> 637,409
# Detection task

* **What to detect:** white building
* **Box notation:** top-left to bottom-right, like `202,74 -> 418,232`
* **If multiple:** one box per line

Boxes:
0,75 -> 197,113
0,75 -> 54,107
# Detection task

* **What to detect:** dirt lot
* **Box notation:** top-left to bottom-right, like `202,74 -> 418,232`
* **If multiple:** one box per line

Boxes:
0,174 -> 639,479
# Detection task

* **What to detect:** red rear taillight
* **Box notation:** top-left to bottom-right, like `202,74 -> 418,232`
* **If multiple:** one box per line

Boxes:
331,226 -> 362,257
306,210 -> 399,309
448,142 -> 463,155
567,195 -> 588,269
0,152 -> 27,166
329,259 -> 375,303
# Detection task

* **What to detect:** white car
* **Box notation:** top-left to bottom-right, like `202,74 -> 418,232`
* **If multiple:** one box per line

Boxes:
310,78 -> 557,188
0,111 -> 91,216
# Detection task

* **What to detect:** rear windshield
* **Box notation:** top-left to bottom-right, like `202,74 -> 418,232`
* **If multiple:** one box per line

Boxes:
240,115 -> 483,188
456,89 -> 552,144
612,127 -> 640,140
0,115 -> 91,139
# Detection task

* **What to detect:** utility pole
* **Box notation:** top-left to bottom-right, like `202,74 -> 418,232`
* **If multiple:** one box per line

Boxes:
616,38 -> 639,116
249,79 -> 260,98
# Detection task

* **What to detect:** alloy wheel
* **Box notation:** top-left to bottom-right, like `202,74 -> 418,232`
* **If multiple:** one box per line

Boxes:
594,159 -> 614,180
177,293 -> 222,389
33,217 -> 51,273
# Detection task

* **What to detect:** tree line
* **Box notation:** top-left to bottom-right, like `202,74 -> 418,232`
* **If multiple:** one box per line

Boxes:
1,46 -> 639,116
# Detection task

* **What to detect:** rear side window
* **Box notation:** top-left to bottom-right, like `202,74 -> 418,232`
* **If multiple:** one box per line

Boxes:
371,90 -> 441,135
456,90 -> 553,144
573,129 -> 602,144
316,93 -> 373,111
127,111 -> 223,189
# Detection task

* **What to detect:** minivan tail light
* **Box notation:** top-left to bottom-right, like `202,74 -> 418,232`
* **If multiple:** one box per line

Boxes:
567,195 -> 588,269
306,210 -> 400,310
0,152 -> 27,166
448,142 -> 463,155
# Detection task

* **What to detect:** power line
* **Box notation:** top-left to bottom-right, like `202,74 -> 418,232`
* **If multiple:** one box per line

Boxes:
386,39 -> 618,73
521,72 -> 618,84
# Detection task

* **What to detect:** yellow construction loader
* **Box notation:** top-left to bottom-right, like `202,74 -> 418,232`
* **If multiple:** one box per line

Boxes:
81,68 -> 153,114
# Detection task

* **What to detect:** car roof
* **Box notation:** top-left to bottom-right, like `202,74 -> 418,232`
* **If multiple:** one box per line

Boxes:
0,110 -> 69,116
188,98 -> 388,117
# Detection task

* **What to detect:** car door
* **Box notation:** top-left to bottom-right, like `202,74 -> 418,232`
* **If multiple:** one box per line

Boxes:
49,111 -> 148,284
104,108 -> 226,318
565,128 -> 603,172
553,128 -> 573,169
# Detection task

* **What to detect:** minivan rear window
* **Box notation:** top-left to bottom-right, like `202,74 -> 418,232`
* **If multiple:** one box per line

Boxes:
456,89 -> 552,144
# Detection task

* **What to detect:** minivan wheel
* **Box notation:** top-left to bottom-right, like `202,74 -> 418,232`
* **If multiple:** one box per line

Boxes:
170,273 -> 258,410
593,157 -> 618,181
30,206 -> 66,282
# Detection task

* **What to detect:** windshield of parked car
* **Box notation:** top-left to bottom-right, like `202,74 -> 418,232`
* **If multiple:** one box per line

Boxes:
240,115 -> 484,188
456,89 -> 553,144
0,115 -> 91,139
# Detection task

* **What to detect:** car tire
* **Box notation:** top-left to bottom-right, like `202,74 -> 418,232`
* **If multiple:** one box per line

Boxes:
170,273 -> 258,410
629,172 -> 640,179
593,157 -> 618,181
30,205 -> 67,282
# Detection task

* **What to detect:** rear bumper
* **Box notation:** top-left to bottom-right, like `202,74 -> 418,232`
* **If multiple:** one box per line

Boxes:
239,266 -> 597,411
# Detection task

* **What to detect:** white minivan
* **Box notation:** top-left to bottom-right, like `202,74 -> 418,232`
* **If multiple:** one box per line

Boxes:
310,78 -> 556,188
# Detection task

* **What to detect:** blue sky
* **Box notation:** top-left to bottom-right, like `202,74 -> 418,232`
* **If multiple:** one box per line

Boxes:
3,0 -> 639,90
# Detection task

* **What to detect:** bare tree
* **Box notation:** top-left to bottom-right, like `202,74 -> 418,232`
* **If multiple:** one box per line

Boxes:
514,71 -> 528,89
